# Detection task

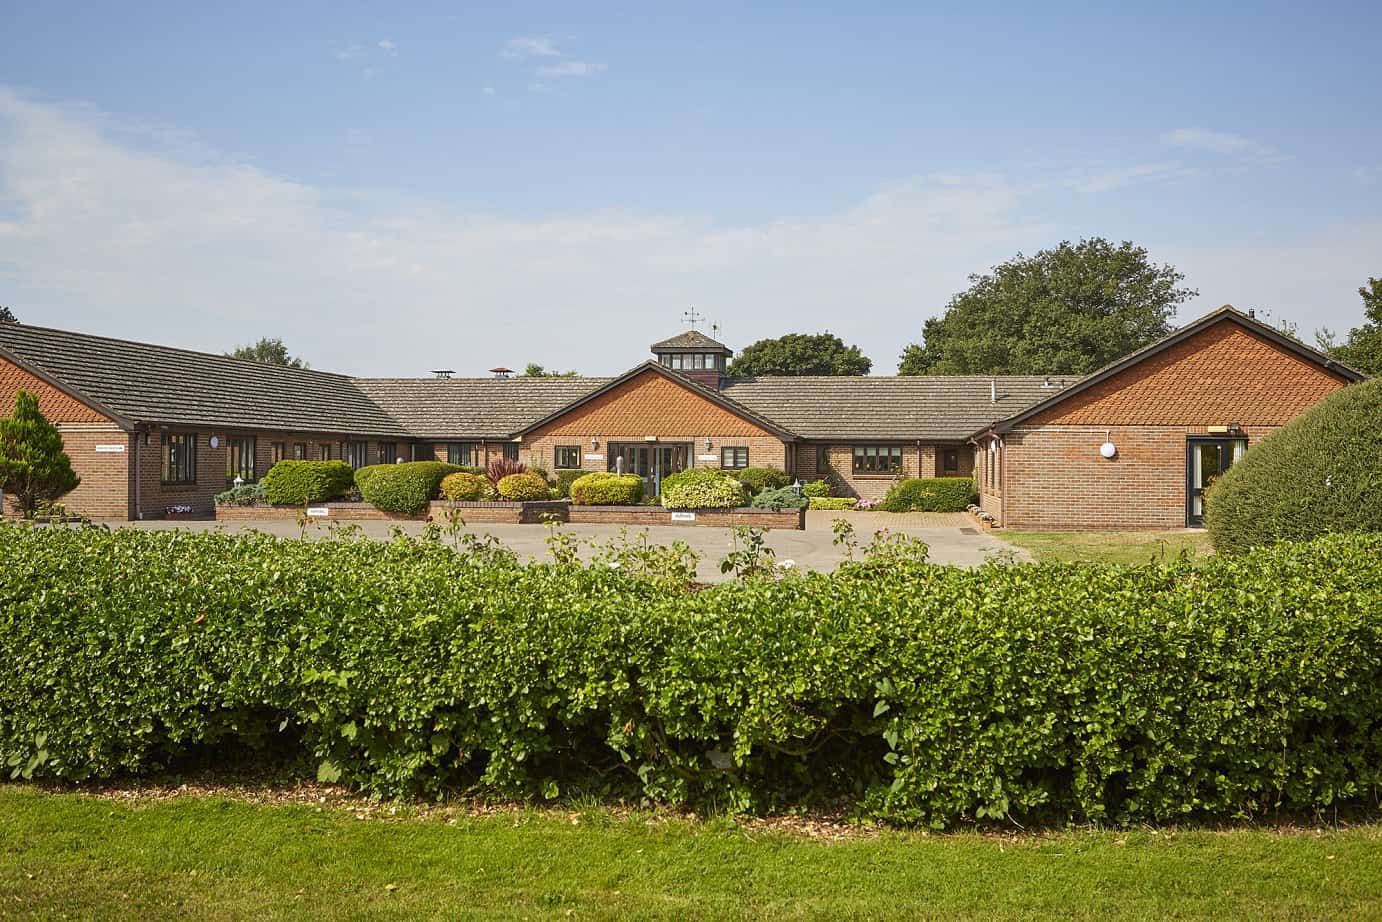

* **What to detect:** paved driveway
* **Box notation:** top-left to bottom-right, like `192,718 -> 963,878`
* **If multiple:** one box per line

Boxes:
114,511 -> 1028,583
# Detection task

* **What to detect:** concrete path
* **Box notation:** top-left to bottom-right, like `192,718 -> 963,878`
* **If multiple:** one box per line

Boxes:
111,511 -> 1029,583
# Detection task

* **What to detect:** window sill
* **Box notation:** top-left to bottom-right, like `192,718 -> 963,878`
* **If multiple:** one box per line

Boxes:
851,473 -> 902,479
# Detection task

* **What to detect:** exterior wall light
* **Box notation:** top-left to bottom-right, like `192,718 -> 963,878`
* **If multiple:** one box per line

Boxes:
704,438 -> 713,450
1099,431 -> 1117,459
590,437 -> 598,450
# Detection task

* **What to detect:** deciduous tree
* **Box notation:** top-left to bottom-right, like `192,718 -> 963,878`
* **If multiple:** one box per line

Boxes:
1325,277 -> 1382,376
898,239 -> 1195,375
228,337 -> 308,368
727,333 -> 871,377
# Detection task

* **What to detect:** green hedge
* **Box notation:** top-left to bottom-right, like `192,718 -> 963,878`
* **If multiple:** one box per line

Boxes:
660,470 -> 746,509
734,467 -> 791,496
569,473 -> 643,506
555,469 -> 588,498
496,472 -> 550,501
1,523 -> 1378,828
262,461 -> 355,505
356,461 -> 462,514
808,496 -> 857,510
439,472 -> 491,502
750,486 -> 807,510
1207,379 -> 1382,554
801,479 -> 832,498
880,477 -> 976,513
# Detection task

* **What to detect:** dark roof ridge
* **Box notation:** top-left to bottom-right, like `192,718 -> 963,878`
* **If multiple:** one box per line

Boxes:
6,321 -> 358,382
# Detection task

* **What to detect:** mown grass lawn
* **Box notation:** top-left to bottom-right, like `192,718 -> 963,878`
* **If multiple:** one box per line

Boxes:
999,530 -> 1214,566
2,787 -> 1378,920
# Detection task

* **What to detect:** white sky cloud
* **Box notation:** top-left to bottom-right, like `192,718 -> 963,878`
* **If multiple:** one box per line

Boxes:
1162,127 -> 1290,163
377,39 -> 398,55
535,60 -> 605,78
501,36 -> 561,59
0,89 -> 1376,376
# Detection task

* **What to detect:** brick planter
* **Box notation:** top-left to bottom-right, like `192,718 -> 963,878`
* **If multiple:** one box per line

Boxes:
215,502 -> 424,522
567,505 -> 805,530
429,500 -> 570,524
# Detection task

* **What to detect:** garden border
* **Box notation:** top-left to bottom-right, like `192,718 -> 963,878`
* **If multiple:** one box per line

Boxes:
214,500 -> 804,529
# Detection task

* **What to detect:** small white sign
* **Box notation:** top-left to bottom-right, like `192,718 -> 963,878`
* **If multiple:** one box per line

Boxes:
584,453 -> 604,461
306,506 -> 330,517
670,511 -> 697,522
696,454 -> 717,462
94,444 -> 126,453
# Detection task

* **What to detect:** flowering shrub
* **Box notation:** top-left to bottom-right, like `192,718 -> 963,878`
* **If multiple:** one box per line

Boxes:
856,497 -> 880,510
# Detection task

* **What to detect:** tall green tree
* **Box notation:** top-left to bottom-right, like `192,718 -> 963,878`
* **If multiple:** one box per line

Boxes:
728,333 -> 872,377
0,390 -> 81,517
1324,277 -> 1382,376
228,337 -> 308,369
898,239 -> 1196,375
0,305 -> 17,323
522,363 -> 579,377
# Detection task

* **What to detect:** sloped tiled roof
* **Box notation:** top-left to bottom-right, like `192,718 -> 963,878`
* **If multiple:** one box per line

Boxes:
353,376 -> 611,440
721,376 -> 1058,440
0,323 -> 410,436
650,330 -> 731,352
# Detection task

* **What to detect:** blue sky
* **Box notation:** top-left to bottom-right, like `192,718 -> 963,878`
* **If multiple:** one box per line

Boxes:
1,1 -> 1379,374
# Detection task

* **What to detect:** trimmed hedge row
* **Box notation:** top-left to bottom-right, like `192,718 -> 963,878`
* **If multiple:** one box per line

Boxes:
1207,378 -> 1382,553
262,461 -> 355,505
881,477 -> 977,513
2,523 -> 1379,827
660,470 -> 746,509
356,461 -> 463,514
569,473 -> 643,506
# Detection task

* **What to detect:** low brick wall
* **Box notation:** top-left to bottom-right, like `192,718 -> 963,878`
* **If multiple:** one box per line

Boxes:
429,500 -> 570,524
215,502 -> 421,522
567,505 -> 804,530
215,500 -> 802,529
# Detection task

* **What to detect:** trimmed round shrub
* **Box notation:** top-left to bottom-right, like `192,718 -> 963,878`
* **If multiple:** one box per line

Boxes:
555,469 -> 589,498
808,496 -> 857,510
569,473 -> 644,506
1206,379 -> 1382,553
750,486 -> 808,510
357,461 -> 462,515
880,477 -> 977,513
262,460 -> 355,505
801,479 -> 832,498
528,466 -> 551,485
734,467 -> 791,496
497,472 -> 550,501
660,469 -> 746,509
353,464 -> 384,495
440,471 -> 491,502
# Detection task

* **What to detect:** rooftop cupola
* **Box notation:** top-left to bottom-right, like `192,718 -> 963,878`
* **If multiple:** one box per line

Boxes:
650,329 -> 732,390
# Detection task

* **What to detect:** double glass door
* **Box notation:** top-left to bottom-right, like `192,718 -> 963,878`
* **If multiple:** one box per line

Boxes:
607,443 -> 690,497
1187,437 -> 1246,526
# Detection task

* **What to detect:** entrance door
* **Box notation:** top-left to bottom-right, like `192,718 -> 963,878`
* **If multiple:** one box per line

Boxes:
1186,437 -> 1246,526
608,443 -> 691,497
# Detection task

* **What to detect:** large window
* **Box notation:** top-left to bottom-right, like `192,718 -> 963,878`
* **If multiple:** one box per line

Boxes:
852,445 -> 903,475
817,446 -> 831,475
225,436 -> 255,485
318,443 -> 332,461
943,448 -> 959,473
346,441 -> 369,469
659,353 -> 724,372
378,442 -> 397,465
447,443 -> 474,466
555,445 -> 581,469
271,442 -> 287,465
721,446 -> 749,469
161,433 -> 196,484
503,443 -> 520,462
293,442 -> 307,461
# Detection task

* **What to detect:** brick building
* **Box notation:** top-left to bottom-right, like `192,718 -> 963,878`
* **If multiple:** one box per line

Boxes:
0,306 -> 1364,526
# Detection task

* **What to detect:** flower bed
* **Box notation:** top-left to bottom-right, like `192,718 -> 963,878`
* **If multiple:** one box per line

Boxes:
215,500 -> 802,528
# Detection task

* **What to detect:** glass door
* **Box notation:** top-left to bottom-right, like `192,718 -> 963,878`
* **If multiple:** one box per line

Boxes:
652,444 -> 690,496
607,443 -> 692,497
1187,438 -> 1246,526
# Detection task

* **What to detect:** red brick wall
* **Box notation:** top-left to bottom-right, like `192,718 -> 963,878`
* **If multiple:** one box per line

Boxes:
992,318 -> 1354,530
809,443 -> 970,500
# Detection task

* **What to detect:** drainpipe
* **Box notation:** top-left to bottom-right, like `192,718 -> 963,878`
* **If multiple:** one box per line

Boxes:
133,426 -> 143,520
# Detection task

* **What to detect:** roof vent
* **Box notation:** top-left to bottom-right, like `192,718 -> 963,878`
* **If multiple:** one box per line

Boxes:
431,369 -> 455,379
489,366 -> 513,379
1043,375 -> 1053,388
990,379 -> 997,404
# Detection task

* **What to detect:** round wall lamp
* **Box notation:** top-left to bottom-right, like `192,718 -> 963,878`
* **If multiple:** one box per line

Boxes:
209,435 -> 220,449
1099,431 -> 1117,459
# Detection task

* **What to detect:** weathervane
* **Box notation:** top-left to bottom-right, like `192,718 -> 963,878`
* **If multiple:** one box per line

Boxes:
682,307 -> 704,331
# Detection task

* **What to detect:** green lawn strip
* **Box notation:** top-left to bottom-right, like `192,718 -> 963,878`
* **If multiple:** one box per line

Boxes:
998,530 -> 1214,566
2,788 -> 1378,921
